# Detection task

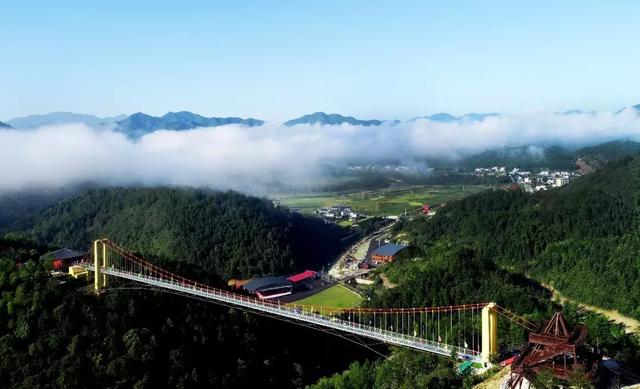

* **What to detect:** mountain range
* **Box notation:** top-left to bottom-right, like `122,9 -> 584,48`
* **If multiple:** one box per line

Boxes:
284,112 -> 383,126
6,112 -> 125,130
411,112 -> 500,122
2,105 -> 639,136
115,112 -> 264,138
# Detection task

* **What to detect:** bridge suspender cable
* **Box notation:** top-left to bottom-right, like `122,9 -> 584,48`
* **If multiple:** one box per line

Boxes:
74,239 -> 537,365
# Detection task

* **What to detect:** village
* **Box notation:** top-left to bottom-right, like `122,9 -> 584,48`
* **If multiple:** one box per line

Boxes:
314,205 -> 366,221
346,164 -> 425,173
473,166 -> 582,191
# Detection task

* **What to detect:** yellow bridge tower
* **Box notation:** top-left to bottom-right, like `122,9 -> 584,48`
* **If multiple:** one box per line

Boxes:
93,239 -> 108,291
481,302 -> 498,366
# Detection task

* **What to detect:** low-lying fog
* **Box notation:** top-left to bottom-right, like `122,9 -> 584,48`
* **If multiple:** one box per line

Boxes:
1,110 -> 639,193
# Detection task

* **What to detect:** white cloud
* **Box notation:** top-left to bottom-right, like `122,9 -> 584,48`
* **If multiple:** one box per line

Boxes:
1,110 -> 640,193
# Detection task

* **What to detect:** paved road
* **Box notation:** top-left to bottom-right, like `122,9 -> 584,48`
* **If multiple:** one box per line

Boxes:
328,221 -> 396,280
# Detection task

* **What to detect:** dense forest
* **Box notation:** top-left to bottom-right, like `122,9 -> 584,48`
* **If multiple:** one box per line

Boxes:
309,349 -> 465,389
0,185 -> 93,233
310,305 -> 640,389
295,154 -> 640,388
365,243 -> 552,351
0,188 -> 381,388
311,233 -> 640,388
28,188 -> 349,279
398,155 -> 640,320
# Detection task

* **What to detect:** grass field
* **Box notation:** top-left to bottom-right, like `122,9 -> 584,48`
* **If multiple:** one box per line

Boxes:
273,184 -> 490,216
295,284 -> 363,309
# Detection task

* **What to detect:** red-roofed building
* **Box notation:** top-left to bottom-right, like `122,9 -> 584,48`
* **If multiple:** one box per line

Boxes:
41,248 -> 86,271
287,270 -> 318,284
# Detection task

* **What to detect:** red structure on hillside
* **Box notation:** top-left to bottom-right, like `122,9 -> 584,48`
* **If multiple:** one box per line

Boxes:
43,248 -> 86,270
508,311 -> 600,388
287,270 -> 317,284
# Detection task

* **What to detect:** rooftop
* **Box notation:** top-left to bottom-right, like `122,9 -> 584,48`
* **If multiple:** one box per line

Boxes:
372,243 -> 408,257
43,248 -> 86,260
243,276 -> 292,293
287,270 -> 317,283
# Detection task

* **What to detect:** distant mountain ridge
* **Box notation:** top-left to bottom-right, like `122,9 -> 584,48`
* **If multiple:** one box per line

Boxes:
7,112 -> 125,129
557,109 -> 597,116
116,111 -> 264,138
614,104 -> 640,115
284,112 -> 383,126
285,111 -> 502,126
5,103 -> 640,133
411,112 -> 500,123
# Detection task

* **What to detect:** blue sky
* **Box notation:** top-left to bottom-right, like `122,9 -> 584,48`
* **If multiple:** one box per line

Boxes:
2,1 -> 640,120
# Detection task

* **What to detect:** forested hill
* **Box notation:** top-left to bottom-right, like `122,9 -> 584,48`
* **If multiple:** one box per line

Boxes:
0,186 -> 93,233
442,139 -> 640,171
401,155 -> 640,319
28,188 -> 348,279
306,156 -> 640,388
0,188 -> 365,388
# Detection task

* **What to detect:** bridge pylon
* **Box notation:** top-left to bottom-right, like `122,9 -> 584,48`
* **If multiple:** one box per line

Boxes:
481,302 -> 498,366
93,239 -> 109,291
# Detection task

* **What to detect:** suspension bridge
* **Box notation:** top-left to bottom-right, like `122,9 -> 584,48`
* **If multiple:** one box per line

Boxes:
69,239 -> 538,367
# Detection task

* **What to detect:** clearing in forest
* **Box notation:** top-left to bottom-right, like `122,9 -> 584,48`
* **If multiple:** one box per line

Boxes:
295,284 -> 363,309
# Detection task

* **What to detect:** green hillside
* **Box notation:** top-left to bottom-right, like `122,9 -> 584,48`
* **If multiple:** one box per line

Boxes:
448,139 -> 640,171
28,187 -> 348,279
576,139 -> 640,169
0,189 -> 370,388
401,156 -> 640,319
311,156 -> 640,389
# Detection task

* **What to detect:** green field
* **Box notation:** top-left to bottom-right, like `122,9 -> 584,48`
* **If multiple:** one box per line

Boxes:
272,184 -> 490,216
294,284 -> 363,308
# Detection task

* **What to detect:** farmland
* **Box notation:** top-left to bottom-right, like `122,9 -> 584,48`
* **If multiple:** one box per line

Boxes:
272,184 -> 491,216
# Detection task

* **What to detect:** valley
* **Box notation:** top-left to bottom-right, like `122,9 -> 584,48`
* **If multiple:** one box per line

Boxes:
2,153 -> 639,387
6,3 -> 640,387
272,184 -> 490,217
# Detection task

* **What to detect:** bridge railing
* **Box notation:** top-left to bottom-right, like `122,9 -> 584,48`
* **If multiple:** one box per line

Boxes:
82,262 -> 480,361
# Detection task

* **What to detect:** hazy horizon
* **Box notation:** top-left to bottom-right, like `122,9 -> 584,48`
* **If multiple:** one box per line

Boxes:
2,108 -> 640,193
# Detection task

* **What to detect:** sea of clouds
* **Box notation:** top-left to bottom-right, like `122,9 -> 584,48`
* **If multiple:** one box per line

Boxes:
1,109 -> 640,193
